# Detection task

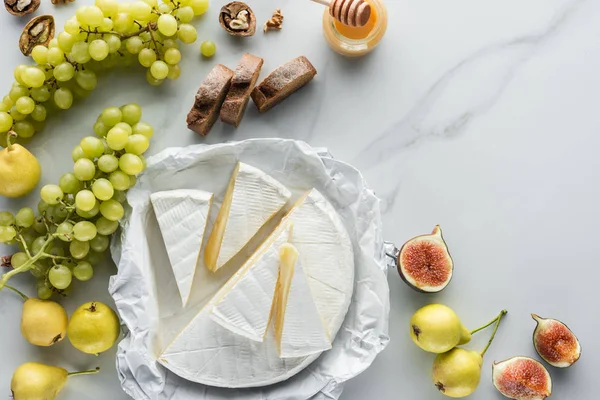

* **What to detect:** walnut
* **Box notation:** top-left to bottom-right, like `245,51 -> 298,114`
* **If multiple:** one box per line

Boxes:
264,9 -> 284,33
19,15 -> 55,56
4,0 -> 39,16
219,2 -> 256,37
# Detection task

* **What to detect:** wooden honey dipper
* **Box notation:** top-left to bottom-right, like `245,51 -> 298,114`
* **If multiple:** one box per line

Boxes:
311,0 -> 372,28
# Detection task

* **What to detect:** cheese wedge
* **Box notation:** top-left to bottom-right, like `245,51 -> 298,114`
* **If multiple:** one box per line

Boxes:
209,221 -> 292,342
274,243 -> 331,358
151,189 -> 213,307
205,162 -> 291,272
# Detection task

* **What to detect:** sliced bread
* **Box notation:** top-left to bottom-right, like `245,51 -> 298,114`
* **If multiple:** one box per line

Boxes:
220,54 -> 264,127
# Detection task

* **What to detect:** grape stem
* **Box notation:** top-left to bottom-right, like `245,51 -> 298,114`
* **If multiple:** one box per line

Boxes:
79,22 -> 157,41
4,284 -> 29,301
41,253 -> 70,261
480,309 -> 508,357
67,367 -> 100,377
17,234 -> 32,258
0,235 -> 53,291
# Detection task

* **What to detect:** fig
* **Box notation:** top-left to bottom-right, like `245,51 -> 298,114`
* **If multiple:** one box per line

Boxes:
398,225 -> 453,293
493,357 -> 552,400
532,314 -> 581,368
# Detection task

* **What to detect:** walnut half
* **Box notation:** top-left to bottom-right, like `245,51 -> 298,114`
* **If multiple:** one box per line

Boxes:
19,14 -> 55,55
264,9 -> 284,33
219,2 -> 256,37
4,0 -> 40,16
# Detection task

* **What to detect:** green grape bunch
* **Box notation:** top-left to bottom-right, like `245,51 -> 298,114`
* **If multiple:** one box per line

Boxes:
0,0 -> 209,147
0,104 -> 153,299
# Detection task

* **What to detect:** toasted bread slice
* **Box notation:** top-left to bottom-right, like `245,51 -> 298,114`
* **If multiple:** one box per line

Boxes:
187,64 -> 234,136
251,56 -> 316,113
220,54 -> 264,127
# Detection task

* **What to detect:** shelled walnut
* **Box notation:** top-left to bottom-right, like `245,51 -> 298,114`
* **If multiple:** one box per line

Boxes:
219,2 -> 256,37
19,15 -> 55,55
264,9 -> 284,33
4,0 -> 40,16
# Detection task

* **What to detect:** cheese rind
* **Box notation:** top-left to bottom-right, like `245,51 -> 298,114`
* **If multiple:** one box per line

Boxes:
205,162 -> 291,272
209,222 -> 292,342
151,189 -> 213,306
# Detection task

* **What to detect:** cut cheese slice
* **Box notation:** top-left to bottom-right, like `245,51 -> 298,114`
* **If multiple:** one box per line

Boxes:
209,221 -> 292,342
205,162 -> 291,272
151,189 -> 213,307
274,243 -> 331,358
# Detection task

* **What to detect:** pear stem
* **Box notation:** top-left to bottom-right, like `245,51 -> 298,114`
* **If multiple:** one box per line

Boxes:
480,309 -> 507,357
6,131 -> 17,150
68,367 -> 100,377
4,284 -> 29,301
470,312 -> 505,335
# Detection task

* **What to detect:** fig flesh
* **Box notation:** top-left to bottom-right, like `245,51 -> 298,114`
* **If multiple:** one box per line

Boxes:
492,357 -> 552,400
398,225 -> 453,293
532,314 -> 581,368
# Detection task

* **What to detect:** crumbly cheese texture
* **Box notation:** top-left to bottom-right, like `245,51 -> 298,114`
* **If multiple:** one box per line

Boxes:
275,244 -> 331,358
287,189 -> 355,335
205,162 -> 291,272
209,222 -> 292,342
151,190 -> 213,307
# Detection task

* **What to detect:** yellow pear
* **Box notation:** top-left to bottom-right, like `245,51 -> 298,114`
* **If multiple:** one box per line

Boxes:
432,348 -> 483,398
410,304 -> 471,353
21,298 -> 68,347
0,132 -> 41,198
68,301 -> 120,354
11,362 -> 99,400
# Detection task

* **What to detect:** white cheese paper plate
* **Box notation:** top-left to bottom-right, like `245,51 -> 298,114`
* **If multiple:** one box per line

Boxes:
109,139 -> 390,399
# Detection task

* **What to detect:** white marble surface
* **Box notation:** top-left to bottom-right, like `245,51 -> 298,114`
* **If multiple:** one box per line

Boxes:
1,0 -> 599,399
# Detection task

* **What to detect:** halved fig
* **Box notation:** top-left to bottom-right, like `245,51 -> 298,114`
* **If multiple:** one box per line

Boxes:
532,314 -> 581,368
492,356 -> 552,400
398,225 -> 453,293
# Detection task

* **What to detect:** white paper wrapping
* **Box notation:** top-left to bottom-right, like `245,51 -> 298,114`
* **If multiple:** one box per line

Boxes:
109,139 -> 390,399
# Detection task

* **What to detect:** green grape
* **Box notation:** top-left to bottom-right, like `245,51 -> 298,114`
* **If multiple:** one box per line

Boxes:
89,39 -> 110,61
176,6 -> 194,23
97,154 -> 119,173
57,32 -> 76,52
146,69 -> 163,86
161,50 -> 179,68
15,97 -> 35,115
48,38 -> 60,49
130,1 -> 152,20
64,17 -> 80,35
100,106 -> 122,127
94,120 -> 109,137
113,12 -> 134,33
0,103 -> 9,113
72,145 -> 89,161
125,134 -> 150,155
106,126 -> 129,151
13,65 -> 26,86
53,203 -> 69,220
54,88 -> 74,110
113,122 -> 133,135
9,85 -> 29,101
191,0 -> 208,15
10,107 -> 26,122
49,265 -> 72,289
74,158 -> 96,181
70,42 -> 92,64
96,216 -> 118,235
157,2 -> 171,13
92,178 -> 114,201
157,14 -> 178,36
178,24 -> 198,44
33,217 -> 47,235
99,199 -> 125,221
80,136 -> 105,158
100,17 -> 114,31
86,250 -> 105,265
0,226 -> 17,243
31,236 -> 51,255
75,70 -> 98,91
132,122 -> 154,138
15,208 -> 35,228
162,38 -> 178,50
105,34 -> 122,53
53,62 -> 76,82
2,95 -> 14,107
49,246 -> 66,258
138,48 -> 157,68
200,41 -> 216,57
19,231 -> 35,250
142,0 -> 157,7
31,45 -> 49,64
0,211 -> 15,226
73,261 -> 94,281
40,185 -> 64,205
37,282 -> 53,299
31,105 -> 47,122
46,47 -> 65,66
75,190 -> 96,212
11,252 -> 29,268
119,153 -> 144,175
125,37 -> 144,54
0,112 -> 12,132
77,5 -> 104,27
167,64 -> 180,79
109,171 -> 130,191
90,235 -> 109,253
20,68 -> 45,88
13,120 -> 35,138
178,0 -> 192,6
120,103 -> 142,125
70,240 -> 90,260
59,173 -> 81,194
96,0 -> 118,17
112,190 -> 126,203
56,222 -> 74,242
129,174 -> 138,187
37,200 -> 50,214
76,201 -> 100,219
31,86 -> 51,103
73,221 -> 97,241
